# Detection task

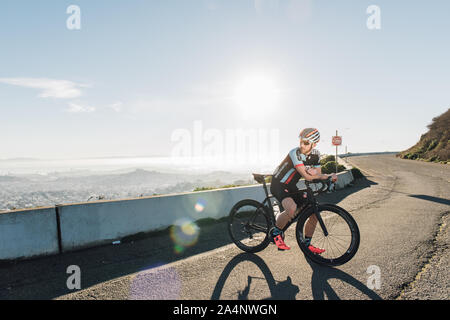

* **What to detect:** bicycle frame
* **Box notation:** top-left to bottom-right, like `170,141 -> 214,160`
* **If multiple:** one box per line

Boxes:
258,178 -> 329,237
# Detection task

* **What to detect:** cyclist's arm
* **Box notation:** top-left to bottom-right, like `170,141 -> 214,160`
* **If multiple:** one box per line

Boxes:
295,165 -> 328,181
289,149 -> 328,181
296,165 -> 338,182
289,148 -> 336,181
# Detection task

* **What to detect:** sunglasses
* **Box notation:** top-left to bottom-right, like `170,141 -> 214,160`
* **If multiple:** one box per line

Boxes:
300,140 -> 312,146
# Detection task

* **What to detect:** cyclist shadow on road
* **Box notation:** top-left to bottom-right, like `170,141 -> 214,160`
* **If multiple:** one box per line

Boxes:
211,253 -> 382,300
306,259 -> 382,300
211,253 -> 300,300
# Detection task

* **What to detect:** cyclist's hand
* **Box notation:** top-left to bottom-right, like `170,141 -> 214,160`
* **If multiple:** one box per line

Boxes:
306,168 -> 318,176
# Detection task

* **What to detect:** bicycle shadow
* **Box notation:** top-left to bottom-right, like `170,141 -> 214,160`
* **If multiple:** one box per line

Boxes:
211,253 -> 300,300
211,253 -> 383,300
306,259 -> 382,300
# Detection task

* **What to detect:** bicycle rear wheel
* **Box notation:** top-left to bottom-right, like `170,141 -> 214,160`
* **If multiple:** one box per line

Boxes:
228,199 -> 271,253
296,204 -> 360,266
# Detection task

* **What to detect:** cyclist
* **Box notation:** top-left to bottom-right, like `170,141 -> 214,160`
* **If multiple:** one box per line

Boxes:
270,128 -> 338,252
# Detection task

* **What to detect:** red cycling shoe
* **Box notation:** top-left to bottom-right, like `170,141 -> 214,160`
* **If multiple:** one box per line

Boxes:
308,245 -> 325,254
273,235 -> 291,251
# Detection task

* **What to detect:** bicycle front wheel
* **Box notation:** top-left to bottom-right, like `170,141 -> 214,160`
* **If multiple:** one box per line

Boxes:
228,199 -> 271,253
296,204 -> 360,266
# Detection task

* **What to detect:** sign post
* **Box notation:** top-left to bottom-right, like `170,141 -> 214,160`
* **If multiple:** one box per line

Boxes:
345,145 -> 348,163
332,131 -> 342,174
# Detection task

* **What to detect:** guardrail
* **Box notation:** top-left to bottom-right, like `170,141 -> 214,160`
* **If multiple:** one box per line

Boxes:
0,167 -> 354,261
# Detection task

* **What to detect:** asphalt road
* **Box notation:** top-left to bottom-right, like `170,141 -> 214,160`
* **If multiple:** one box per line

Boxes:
0,154 -> 448,300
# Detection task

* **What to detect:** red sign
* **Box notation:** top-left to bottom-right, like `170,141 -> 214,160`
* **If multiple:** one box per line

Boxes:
332,136 -> 342,146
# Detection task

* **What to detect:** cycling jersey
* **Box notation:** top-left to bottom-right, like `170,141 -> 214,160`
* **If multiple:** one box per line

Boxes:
272,147 -> 321,188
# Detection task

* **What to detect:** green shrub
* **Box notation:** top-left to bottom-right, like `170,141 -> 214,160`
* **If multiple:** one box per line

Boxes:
193,186 -> 215,192
321,161 -> 346,174
429,155 -> 441,162
409,153 -> 419,160
427,139 -> 438,152
219,184 -> 244,189
320,155 -> 336,166
193,183 -> 250,192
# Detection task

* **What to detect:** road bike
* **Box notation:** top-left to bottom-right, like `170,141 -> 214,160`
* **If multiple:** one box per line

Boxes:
227,174 -> 360,266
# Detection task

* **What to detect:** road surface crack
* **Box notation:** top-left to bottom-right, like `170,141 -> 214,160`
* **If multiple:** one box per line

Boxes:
347,175 -> 398,214
395,211 -> 449,300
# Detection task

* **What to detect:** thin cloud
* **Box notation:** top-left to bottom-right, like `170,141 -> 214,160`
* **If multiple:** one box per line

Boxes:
66,102 -> 95,113
108,101 -> 123,112
0,77 -> 89,99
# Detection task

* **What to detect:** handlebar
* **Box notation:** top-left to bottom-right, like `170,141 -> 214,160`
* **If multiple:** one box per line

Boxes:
304,176 -> 335,194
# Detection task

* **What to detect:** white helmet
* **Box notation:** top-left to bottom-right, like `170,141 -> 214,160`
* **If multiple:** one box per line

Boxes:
299,128 -> 320,144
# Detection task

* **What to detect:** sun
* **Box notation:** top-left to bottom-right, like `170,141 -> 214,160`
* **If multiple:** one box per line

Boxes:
233,74 -> 281,117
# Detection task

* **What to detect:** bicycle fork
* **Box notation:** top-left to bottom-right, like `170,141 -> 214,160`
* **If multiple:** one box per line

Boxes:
312,203 -> 329,237
306,189 -> 329,237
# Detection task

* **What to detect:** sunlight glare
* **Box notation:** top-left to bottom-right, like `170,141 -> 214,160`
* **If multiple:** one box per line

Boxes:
234,74 -> 281,117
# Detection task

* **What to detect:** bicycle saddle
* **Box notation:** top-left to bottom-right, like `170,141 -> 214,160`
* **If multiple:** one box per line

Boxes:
252,173 -> 272,184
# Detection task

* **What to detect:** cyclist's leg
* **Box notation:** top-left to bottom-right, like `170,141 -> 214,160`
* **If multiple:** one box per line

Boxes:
270,197 -> 297,250
303,208 -> 325,254
270,182 -> 297,230
276,197 -> 297,230
304,214 -> 318,238
269,183 -> 296,250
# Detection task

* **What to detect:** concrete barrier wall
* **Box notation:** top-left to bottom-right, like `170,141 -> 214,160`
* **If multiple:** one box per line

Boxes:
58,185 -> 268,252
333,169 -> 354,189
0,207 -> 59,260
0,170 -> 354,259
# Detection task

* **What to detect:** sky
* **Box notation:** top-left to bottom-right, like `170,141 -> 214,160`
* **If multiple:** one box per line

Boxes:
0,0 -> 449,163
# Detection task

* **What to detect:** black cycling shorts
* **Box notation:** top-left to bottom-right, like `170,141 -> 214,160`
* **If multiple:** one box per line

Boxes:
270,180 -> 306,207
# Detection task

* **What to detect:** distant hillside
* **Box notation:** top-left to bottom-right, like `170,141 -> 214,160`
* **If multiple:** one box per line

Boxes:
397,108 -> 449,163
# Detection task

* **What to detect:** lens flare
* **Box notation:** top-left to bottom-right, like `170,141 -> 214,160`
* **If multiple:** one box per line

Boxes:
195,198 -> 206,212
170,218 -> 200,253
